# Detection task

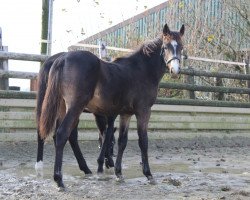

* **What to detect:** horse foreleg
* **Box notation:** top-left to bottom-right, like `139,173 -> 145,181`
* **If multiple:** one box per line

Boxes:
136,110 -> 156,184
95,114 -> 117,168
68,121 -> 92,175
104,117 -> 117,169
97,116 -> 116,173
94,114 -> 107,149
104,127 -> 116,168
115,114 -> 131,182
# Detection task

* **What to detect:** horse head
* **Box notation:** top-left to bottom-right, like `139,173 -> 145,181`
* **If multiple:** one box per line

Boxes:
161,23 -> 185,75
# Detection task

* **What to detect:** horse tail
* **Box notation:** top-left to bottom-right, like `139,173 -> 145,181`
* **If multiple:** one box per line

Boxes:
39,56 -> 65,139
36,52 -> 65,127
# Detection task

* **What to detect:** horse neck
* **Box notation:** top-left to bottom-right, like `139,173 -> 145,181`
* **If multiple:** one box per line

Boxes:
136,46 -> 166,85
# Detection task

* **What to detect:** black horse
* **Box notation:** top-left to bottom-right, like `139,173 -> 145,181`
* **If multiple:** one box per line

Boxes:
38,23 -> 185,188
35,52 -> 116,175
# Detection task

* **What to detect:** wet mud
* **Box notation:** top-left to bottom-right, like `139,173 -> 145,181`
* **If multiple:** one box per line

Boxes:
0,135 -> 250,200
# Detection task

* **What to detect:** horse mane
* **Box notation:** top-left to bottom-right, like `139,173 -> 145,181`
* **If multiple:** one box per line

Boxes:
141,37 -> 163,56
113,37 -> 163,63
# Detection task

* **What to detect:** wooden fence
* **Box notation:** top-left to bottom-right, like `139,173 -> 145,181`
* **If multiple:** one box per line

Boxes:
0,42 -> 250,140
1,98 -> 250,141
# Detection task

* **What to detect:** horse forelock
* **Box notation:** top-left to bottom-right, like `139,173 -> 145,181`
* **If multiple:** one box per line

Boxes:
163,31 -> 183,46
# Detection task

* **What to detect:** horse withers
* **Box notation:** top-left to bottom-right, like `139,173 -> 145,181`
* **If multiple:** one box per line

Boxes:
38,23 -> 185,188
35,52 -> 116,176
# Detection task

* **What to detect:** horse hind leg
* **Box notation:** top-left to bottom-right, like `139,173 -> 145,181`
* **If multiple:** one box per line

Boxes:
53,103 -> 86,189
35,132 -> 44,177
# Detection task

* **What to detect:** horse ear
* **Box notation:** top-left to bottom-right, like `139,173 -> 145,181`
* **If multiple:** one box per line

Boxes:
180,24 -> 185,37
163,23 -> 170,36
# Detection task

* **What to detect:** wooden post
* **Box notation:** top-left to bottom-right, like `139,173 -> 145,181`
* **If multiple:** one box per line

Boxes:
182,51 -> 195,99
41,0 -> 49,55
184,66 -> 195,99
99,41 -> 107,59
31,0 -> 52,91
215,77 -> 224,100
245,54 -> 250,100
0,27 -> 9,90
99,41 -> 112,61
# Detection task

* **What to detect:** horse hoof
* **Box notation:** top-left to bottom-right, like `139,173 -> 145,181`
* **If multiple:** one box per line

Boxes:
97,167 -> 104,174
84,173 -> 93,178
84,169 -> 92,175
57,182 -> 65,191
148,176 -> 157,185
105,159 -> 114,169
116,175 -> 125,183
35,161 -> 44,177
58,186 -> 66,192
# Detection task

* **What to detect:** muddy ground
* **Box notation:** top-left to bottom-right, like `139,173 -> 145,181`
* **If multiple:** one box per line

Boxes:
0,133 -> 250,200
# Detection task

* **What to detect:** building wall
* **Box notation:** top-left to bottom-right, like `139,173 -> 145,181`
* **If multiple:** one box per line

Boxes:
69,0 -> 249,53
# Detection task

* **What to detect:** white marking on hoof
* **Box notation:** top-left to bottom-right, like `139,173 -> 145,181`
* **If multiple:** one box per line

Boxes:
148,177 -> 157,185
35,161 -> 44,177
116,175 -> 125,183
148,175 -> 157,185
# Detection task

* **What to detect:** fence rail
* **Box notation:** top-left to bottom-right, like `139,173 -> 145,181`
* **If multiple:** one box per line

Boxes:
1,89 -> 249,108
0,70 -> 37,79
1,99 -> 250,140
0,47 -> 249,109
159,82 -> 250,94
0,51 -> 48,62
181,68 -> 250,80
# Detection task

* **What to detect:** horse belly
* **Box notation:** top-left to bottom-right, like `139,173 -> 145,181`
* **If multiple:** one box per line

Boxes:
86,88 -> 112,115
86,97 -> 105,113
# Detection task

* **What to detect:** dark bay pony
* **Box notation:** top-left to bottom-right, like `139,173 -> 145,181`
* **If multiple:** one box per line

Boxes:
39,23 -> 185,188
35,52 -> 116,175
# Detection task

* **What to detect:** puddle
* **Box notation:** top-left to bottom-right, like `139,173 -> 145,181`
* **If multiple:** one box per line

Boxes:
1,139 -> 250,199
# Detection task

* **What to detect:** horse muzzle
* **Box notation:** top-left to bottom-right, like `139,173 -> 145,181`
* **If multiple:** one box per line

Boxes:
166,57 -> 180,75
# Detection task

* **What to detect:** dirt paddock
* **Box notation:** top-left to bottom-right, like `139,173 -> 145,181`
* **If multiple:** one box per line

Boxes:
0,132 -> 250,200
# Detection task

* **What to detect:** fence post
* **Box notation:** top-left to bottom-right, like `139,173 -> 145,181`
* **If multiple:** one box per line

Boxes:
182,51 -> 195,99
215,77 -> 224,100
99,41 -> 107,59
245,54 -> 250,100
187,66 -> 195,99
0,27 -> 9,90
185,66 -> 195,99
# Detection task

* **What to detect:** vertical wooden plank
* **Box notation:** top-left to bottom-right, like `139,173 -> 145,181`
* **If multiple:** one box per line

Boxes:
99,41 -> 109,61
186,66 -> 195,99
245,55 -> 250,100
0,27 -> 2,47
182,51 -> 195,99
215,77 -> 224,100
0,28 -> 9,90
